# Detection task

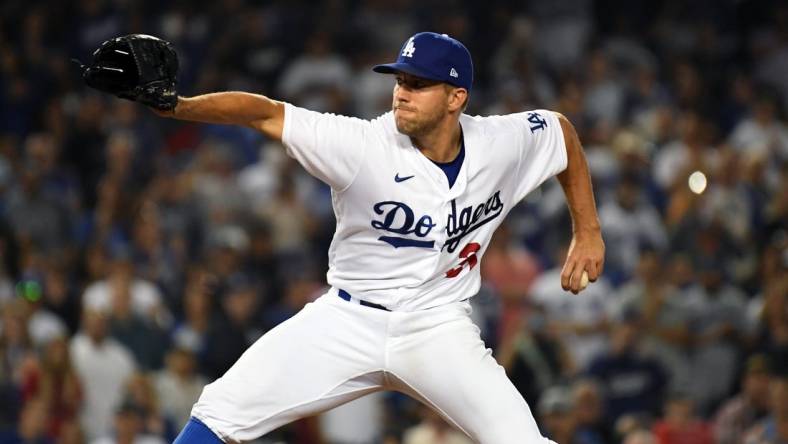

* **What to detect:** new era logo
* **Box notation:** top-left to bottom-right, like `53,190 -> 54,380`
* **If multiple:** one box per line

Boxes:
402,38 -> 416,58
450,68 -> 458,78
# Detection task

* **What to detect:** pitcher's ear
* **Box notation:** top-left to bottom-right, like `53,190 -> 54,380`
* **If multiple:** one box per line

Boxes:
447,86 -> 468,112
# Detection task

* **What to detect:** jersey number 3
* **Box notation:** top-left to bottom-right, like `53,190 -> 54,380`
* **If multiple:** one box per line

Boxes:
445,242 -> 481,278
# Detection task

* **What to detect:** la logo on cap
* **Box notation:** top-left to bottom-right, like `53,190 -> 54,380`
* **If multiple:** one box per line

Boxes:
402,37 -> 416,58
450,68 -> 458,78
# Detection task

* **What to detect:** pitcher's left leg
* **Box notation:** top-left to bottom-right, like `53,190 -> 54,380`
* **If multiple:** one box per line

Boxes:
386,305 -> 554,444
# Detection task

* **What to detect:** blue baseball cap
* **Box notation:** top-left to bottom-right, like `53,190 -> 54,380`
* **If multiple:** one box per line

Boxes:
373,32 -> 473,91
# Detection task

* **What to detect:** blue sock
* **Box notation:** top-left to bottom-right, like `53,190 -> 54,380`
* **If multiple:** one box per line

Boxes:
173,417 -> 225,444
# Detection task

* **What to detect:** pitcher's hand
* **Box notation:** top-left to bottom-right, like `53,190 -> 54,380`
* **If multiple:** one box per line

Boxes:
561,229 -> 605,294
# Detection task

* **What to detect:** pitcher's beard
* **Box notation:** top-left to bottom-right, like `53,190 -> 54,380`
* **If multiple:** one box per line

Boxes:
394,107 -> 446,138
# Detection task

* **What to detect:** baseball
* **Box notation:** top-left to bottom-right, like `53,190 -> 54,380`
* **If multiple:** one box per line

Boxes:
580,271 -> 589,290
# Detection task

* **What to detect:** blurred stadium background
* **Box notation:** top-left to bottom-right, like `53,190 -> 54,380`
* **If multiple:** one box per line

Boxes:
1,0 -> 787,443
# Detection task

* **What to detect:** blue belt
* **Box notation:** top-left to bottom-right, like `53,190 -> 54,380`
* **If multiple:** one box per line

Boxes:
337,289 -> 391,311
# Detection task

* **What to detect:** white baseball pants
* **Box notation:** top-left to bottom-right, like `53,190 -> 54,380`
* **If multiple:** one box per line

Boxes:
191,290 -> 554,443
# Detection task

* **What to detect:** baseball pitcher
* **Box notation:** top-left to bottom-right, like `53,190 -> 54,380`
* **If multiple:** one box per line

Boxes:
79,31 -> 605,443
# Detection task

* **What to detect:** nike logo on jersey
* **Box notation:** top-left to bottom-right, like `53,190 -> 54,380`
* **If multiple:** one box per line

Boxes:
443,190 -> 504,253
394,173 -> 415,183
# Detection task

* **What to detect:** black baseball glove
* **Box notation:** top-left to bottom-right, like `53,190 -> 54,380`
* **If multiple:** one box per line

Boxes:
77,34 -> 179,111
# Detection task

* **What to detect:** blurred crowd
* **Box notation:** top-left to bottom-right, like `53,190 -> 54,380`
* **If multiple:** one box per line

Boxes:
1,0 -> 788,443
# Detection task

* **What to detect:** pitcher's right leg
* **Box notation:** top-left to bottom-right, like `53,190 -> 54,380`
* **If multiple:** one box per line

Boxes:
186,295 -> 390,443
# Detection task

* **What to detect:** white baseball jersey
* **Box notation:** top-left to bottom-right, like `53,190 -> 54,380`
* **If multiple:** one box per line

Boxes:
192,104 -> 568,444
282,103 -> 567,310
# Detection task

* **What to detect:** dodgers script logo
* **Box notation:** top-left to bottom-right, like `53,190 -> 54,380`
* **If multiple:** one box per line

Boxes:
443,190 -> 504,253
371,201 -> 436,248
369,190 -> 504,252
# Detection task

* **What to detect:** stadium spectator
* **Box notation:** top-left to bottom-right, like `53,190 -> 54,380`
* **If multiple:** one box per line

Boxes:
742,368 -> 788,444
20,336 -> 81,441
123,372 -> 168,439
91,399 -> 166,444
586,310 -> 667,425
713,353 -> 773,444
598,174 -> 668,285
0,299 -> 36,433
687,254 -> 749,414
498,303 -> 575,409
200,274 -> 262,380
624,251 -> 695,394
170,266 -> 213,356
531,244 -> 613,369
277,30 -> 352,114
69,306 -> 136,440
571,379 -> 613,443
154,346 -> 206,432
82,253 -> 171,330
652,392 -> 713,444
537,385 -> 603,444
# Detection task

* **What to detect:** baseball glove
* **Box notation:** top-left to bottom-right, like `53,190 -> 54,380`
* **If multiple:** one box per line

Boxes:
78,34 -> 179,111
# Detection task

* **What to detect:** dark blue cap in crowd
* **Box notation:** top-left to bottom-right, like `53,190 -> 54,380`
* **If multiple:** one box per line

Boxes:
373,32 -> 473,91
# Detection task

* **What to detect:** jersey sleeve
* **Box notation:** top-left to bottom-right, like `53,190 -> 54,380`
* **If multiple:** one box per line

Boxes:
511,110 -> 568,203
282,102 -> 369,190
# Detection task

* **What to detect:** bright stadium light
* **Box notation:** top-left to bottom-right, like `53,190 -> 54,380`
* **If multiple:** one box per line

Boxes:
688,170 -> 708,194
